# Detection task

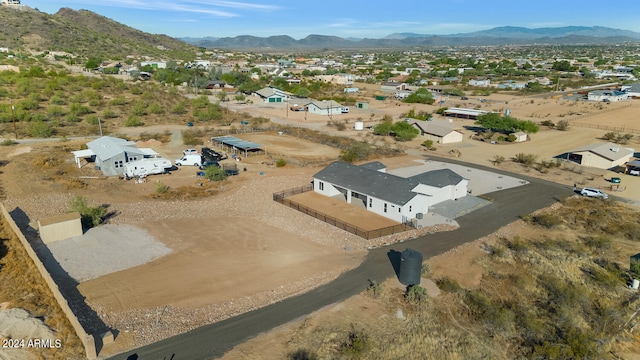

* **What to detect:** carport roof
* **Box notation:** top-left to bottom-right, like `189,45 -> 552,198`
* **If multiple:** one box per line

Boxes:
212,136 -> 262,150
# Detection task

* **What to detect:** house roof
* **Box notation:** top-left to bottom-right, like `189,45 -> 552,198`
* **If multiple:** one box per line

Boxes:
305,100 -> 343,109
212,136 -> 262,150
359,161 -> 386,171
313,162 -> 464,206
408,119 -> 458,137
86,136 -> 144,161
568,142 -> 634,162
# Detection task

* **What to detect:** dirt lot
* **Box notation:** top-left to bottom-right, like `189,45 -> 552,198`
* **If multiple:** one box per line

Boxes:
2,89 -> 640,357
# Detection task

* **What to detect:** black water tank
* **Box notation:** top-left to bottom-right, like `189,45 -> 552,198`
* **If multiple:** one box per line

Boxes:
399,248 -> 423,286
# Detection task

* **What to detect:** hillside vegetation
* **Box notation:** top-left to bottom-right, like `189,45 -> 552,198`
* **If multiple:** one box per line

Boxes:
0,6 -> 197,60
284,197 -> 640,359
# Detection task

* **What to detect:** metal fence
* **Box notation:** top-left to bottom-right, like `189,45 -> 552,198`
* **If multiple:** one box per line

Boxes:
273,185 -> 414,240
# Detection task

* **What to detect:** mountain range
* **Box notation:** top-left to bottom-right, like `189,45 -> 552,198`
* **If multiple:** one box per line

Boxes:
183,26 -> 640,49
1,5 -> 639,57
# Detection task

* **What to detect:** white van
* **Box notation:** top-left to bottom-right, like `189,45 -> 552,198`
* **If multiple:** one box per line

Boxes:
175,154 -> 202,167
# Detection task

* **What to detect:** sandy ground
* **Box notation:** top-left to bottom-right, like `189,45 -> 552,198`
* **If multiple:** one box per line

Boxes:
2,88 -> 640,357
0,307 -> 59,360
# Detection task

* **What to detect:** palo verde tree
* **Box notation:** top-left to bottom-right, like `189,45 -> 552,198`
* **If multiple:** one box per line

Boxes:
475,113 -> 539,134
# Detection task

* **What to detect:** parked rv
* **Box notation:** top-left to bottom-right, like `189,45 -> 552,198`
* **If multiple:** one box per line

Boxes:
123,158 -> 173,179
175,154 -> 202,167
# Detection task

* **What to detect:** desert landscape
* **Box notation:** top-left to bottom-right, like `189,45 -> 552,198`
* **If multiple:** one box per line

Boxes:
1,88 -> 640,358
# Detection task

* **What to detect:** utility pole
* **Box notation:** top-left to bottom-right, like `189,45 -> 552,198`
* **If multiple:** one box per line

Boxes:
98,116 -> 103,136
11,100 -> 17,139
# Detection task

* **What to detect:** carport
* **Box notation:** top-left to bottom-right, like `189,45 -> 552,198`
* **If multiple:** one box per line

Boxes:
210,136 -> 263,157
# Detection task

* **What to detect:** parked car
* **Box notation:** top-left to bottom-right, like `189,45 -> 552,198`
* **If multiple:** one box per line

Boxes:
580,187 -> 609,199
611,177 -> 621,184
183,148 -> 199,155
630,169 -> 640,176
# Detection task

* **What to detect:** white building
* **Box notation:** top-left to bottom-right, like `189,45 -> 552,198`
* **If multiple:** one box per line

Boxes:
312,161 -> 468,223
587,90 -> 629,102
305,100 -> 343,116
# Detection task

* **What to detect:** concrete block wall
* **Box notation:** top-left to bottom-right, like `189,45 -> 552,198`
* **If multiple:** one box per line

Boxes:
0,203 -> 97,359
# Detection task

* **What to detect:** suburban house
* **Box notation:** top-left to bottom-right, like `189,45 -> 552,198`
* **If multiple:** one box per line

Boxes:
72,136 -> 159,176
407,119 -> 464,144
315,73 -> 355,85
469,78 -> 490,87
621,83 -> 640,98
305,100 -> 344,116
381,81 -> 407,93
587,90 -> 629,102
253,86 -> 291,103
312,161 -> 469,223
565,142 -> 634,170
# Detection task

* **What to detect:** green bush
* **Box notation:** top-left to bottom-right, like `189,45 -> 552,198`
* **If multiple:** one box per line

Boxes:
27,121 -> 54,138
422,139 -> 434,149
155,182 -> 169,193
405,285 -> 428,304
68,195 -> 106,229
125,116 -> 144,127
366,280 -> 382,298
275,158 -> 287,167
513,153 -> 538,167
204,165 -> 227,181
340,142 -> 373,163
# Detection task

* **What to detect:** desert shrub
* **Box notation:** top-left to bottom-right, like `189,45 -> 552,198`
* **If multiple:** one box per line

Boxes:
465,290 -> 514,332
155,182 -> 169,194
492,155 -> 505,165
171,101 -> 188,115
504,236 -> 529,253
422,139 -> 434,149
204,165 -> 227,181
182,130 -> 204,146
507,134 -> 517,142
125,116 -> 143,127
513,153 -> 538,167
630,259 -> 640,278
85,115 -> 99,125
603,132 -> 617,141
340,142 -> 372,163
102,109 -> 117,119
581,236 -> 612,250
27,121 -> 53,138
109,95 -> 127,106
287,349 -> 318,360
421,262 -> 430,276
531,213 -> 563,228
68,195 -> 106,229
540,120 -> 555,128
366,279 -> 382,298
341,325 -> 368,357
556,119 -> 570,131
275,158 -> 287,167
436,277 -> 462,293
1,139 -> 17,146
405,285 -> 428,304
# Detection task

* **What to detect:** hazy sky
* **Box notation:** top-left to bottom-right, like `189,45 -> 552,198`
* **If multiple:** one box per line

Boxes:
24,0 -> 640,39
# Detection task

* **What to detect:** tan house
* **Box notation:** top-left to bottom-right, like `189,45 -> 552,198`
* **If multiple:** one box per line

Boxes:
38,212 -> 83,244
566,142 -> 634,169
408,119 -> 464,144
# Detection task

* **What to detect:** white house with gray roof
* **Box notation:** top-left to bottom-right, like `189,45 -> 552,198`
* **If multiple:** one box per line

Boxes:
305,100 -> 344,116
312,161 -> 468,223
73,136 -> 158,176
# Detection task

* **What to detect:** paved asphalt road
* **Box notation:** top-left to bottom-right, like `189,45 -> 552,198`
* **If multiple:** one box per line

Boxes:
108,159 -> 572,360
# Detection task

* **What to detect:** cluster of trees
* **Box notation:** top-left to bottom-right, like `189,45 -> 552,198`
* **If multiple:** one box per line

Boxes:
373,120 -> 420,141
475,113 -> 539,134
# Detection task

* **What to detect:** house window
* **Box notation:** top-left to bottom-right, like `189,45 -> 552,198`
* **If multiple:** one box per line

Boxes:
115,160 -> 123,168
319,181 -> 324,191
384,203 -> 387,213
368,198 -> 372,208
398,208 -> 401,213
409,206 -> 412,212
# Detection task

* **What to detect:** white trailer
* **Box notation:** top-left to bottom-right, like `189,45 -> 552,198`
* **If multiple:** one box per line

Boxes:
123,157 -> 173,179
